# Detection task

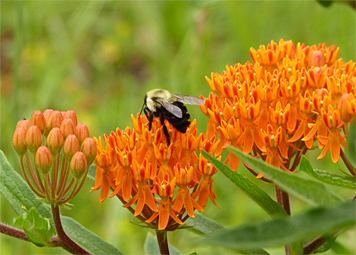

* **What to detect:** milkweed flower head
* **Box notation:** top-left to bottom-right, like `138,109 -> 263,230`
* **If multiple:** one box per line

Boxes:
12,109 -> 96,206
201,39 -> 356,176
91,114 -> 222,231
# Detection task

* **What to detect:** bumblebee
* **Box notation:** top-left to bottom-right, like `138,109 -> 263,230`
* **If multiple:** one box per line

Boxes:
141,89 -> 205,146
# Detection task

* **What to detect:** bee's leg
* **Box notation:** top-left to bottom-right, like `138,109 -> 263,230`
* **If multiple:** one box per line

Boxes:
160,115 -> 170,146
147,113 -> 153,131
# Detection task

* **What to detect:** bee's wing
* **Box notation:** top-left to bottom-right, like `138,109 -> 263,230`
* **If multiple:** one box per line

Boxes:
153,98 -> 183,118
171,94 -> 205,106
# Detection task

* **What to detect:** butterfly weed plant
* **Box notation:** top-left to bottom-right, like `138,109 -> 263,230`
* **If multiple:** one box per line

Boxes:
1,40 -> 356,255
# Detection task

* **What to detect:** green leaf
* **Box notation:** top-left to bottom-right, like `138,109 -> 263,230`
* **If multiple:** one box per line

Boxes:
87,164 -> 96,180
185,212 -> 223,235
0,150 -> 124,255
61,216 -> 124,255
201,150 -> 287,217
228,147 -> 344,206
144,232 -> 181,255
185,212 -> 270,255
299,156 -> 356,189
14,207 -> 55,247
0,150 -> 52,218
199,201 -> 356,250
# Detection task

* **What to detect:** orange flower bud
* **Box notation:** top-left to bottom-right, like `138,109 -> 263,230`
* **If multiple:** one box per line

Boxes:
63,110 -> 78,126
63,134 -> 80,162
47,127 -> 64,155
30,110 -> 46,133
25,125 -> 43,154
12,127 -> 27,156
309,50 -> 325,67
43,109 -> 54,123
339,93 -> 353,123
70,151 -> 88,179
47,110 -> 64,131
16,119 -> 30,132
60,118 -> 76,138
76,123 -> 90,144
81,138 -> 97,166
35,146 -> 53,175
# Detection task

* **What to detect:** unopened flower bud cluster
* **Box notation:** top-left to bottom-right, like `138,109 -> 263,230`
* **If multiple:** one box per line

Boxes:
12,109 -> 97,205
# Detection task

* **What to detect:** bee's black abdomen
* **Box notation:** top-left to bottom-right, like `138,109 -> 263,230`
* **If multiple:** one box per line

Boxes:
163,102 -> 190,133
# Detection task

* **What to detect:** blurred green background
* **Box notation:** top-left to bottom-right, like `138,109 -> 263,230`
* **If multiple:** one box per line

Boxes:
1,1 -> 355,254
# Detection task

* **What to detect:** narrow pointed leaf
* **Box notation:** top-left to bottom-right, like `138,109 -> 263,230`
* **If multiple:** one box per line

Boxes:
200,201 -> 356,250
185,212 -> 223,235
185,213 -> 270,255
0,150 -> 123,255
300,156 -> 356,189
201,150 -> 287,216
61,216 -> 124,255
228,147 -> 343,206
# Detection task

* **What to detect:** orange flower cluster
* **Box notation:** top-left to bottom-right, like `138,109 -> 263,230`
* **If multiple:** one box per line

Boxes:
12,109 -> 96,205
201,39 -> 355,175
91,114 -> 222,230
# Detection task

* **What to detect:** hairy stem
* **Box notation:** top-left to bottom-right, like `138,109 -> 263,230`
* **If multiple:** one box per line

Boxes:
0,222 -> 62,248
0,223 -> 30,242
51,205 -> 90,254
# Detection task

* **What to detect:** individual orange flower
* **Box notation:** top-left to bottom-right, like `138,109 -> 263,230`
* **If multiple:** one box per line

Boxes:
260,125 -> 290,172
123,159 -> 158,216
192,154 -> 220,209
173,164 -> 203,218
145,174 -> 184,230
317,105 -> 346,163
90,136 -> 116,203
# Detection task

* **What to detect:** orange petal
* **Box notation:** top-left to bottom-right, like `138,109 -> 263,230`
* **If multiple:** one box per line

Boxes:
145,212 -> 158,224
329,133 -> 340,163
243,128 -> 254,153
99,176 -> 111,203
317,142 -> 330,160
158,203 -> 170,230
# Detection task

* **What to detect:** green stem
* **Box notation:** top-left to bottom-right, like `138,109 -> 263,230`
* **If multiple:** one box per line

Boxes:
156,230 -> 169,255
